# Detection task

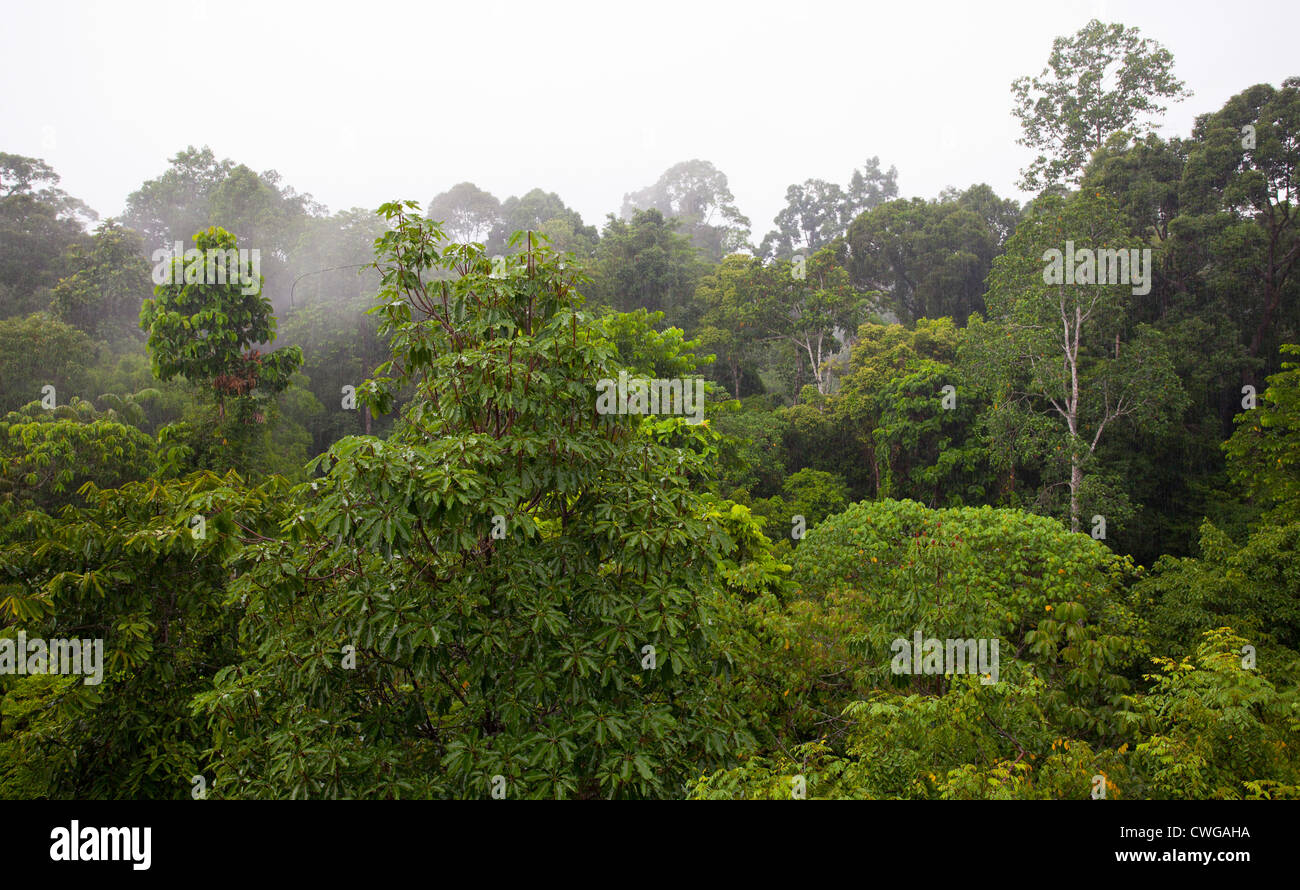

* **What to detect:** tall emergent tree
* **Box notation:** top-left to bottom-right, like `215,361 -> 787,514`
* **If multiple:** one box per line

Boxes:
1012,19 -> 1190,193
621,160 -> 752,261
0,153 -> 96,316
195,203 -> 750,799
427,181 -> 502,244
139,225 -> 302,470
696,254 -> 768,399
965,191 -> 1184,533
1178,78 -> 1300,374
50,219 -> 152,343
756,248 -> 863,397
588,208 -> 704,330
761,157 -> 898,259
486,188 -> 597,258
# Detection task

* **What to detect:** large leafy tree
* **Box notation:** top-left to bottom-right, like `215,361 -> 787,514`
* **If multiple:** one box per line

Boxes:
697,248 -> 862,400
846,157 -> 901,220
761,157 -> 898,259
695,254 -> 769,399
206,164 -> 323,312
813,318 -> 990,505
621,160 -> 751,261
965,191 -> 1184,533
1082,131 -> 1261,562
1177,79 -> 1300,376
50,219 -> 152,343
487,188 -> 597,258
427,181 -> 502,245
0,153 -> 95,316
1085,133 -> 1189,247
139,226 -> 303,473
588,208 -> 704,330
1011,19 -> 1190,192
1126,347 -> 1300,794
196,204 -> 750,798
755,248 -> 864,397
140,226 -> 302,412
123,146 -> 235,249
125,147 -> 321,314
847,185 -> 1019,325
761,179 -> 847,260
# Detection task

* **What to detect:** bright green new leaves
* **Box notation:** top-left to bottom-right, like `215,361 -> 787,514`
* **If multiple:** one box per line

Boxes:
1118,628 -> 1300,800
594,308 -> 711,380
703,498 -> 791,601
0,398 -> 156,510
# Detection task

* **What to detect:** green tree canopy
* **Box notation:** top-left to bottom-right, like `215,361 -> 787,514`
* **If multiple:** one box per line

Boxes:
1011,19 -> 1190,192
194,203 -> 751,799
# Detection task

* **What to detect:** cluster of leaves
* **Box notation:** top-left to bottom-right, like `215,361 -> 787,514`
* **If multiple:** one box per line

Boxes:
0,398 -> 157,511
140,225 -> 303,405
191,204 -> 755,799
0,472 -> 288,798
49,220 -> 152,343
690,498 -> 1299,800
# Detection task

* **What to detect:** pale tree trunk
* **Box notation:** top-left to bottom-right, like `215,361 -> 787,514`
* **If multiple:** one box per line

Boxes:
802,332 -> 829,394
1069,453 -> 1082,534
1063,298 -> 1083,533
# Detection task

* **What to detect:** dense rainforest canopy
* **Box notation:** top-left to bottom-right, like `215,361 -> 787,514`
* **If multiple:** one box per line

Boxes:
1,17 -> 1298,801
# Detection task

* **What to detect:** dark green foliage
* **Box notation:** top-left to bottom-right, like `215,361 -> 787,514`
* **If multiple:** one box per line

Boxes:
193,206 -> 751,798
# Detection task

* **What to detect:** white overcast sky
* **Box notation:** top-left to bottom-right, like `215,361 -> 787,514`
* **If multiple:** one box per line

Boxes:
1,0 -> 1296,240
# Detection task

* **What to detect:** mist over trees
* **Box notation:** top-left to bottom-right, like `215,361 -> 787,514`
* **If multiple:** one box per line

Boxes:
2,17 -> 1299,803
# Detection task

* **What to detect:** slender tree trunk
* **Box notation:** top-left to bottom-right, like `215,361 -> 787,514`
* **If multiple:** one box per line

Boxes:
1069,454 -> 1081,533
